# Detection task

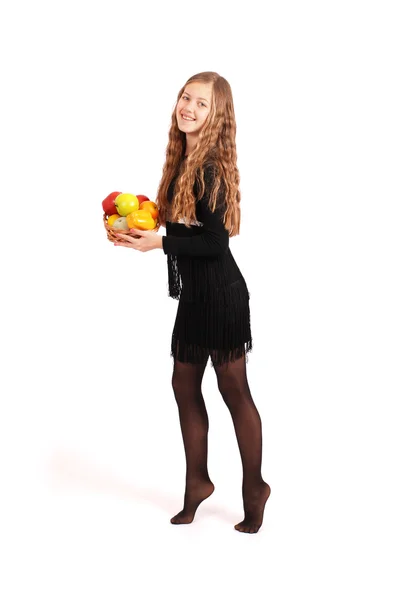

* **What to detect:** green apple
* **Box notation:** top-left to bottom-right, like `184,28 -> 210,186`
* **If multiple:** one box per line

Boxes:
114,193 -> 139,217
111,217 -> 129,230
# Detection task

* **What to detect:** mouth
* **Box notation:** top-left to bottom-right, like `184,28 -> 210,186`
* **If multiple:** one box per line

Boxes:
181,113 -> 196,121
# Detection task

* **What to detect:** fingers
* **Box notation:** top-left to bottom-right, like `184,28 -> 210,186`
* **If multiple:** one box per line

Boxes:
115,232 -> 133,241
114,234 -> 143,251
114,234 -> 137,248
114,232 -> 150,251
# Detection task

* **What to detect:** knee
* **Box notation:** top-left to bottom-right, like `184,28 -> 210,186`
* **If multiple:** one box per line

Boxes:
171,372 -> 192,399
171,373 -> 183,396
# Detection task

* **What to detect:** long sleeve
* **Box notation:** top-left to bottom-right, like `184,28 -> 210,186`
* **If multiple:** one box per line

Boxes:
162,166 -> 229,257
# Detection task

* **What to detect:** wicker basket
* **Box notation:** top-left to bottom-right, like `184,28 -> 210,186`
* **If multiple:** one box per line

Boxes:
103,213 -> 160,241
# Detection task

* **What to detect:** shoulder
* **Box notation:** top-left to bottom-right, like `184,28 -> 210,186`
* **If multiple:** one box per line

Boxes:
195,161 -> 221,191
193,159 -> 226,208
203,160 -> 219,179
195,163 -> 226,216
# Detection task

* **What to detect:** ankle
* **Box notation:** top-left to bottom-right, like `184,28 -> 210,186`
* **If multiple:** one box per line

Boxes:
242,477 -> 266,488
186,473 -> 212,485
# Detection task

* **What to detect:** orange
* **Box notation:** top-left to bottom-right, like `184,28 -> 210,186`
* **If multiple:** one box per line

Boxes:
139,201 -> 159,221
126,210 -> 156,230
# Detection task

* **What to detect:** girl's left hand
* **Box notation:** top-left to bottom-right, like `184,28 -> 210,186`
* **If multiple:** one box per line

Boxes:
114,229 -> 163,252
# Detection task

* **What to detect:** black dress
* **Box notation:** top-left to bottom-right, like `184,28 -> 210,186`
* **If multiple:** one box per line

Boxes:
161,161 -> 252,367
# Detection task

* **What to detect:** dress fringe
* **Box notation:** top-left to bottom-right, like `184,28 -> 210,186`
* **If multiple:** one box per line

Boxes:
167,254 -> 182,300
170,277 -> 253,368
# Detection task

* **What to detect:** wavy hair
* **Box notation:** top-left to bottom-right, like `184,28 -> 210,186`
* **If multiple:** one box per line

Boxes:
155,71 -> 241,236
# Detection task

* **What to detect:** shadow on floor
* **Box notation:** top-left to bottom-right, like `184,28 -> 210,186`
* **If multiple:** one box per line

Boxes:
47,448 -> 238,524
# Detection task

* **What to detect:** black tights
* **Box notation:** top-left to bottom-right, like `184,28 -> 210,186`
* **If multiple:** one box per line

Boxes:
171,352 -> 270,532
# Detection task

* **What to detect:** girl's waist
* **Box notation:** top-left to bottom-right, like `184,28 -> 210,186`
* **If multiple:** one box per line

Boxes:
179,275 -> 250,304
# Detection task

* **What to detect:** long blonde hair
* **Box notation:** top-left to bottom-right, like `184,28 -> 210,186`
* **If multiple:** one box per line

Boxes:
156,71 -> 241,236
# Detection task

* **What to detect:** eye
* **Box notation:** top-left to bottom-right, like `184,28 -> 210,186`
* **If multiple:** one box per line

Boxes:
199,102 -> 206,107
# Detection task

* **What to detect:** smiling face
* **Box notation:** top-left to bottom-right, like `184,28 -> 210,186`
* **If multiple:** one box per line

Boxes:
176,81 -> 213,137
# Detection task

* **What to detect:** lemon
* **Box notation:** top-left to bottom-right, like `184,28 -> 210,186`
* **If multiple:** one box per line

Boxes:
107,213 -> 120,226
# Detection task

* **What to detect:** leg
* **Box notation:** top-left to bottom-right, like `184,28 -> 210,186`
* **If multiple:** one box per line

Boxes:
170,350 -> 215,524
212,351 -> 271,533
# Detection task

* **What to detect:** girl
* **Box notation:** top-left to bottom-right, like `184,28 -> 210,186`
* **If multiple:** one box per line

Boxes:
114,71 -> 270,534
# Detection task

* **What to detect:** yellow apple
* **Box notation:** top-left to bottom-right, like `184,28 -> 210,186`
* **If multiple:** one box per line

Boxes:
114,193 -> 139,217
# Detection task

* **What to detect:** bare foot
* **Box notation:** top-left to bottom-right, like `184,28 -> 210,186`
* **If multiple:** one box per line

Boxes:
234,481 -> 271,534
171,479 -> 215,525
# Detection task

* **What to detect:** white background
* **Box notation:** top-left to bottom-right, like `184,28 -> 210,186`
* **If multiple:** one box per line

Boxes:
1,0 -> 400,598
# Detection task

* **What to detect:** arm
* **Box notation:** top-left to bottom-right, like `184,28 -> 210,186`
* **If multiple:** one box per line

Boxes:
161,166 -> 228,257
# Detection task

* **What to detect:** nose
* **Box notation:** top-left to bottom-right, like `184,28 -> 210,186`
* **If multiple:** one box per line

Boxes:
182,99 -> 196,115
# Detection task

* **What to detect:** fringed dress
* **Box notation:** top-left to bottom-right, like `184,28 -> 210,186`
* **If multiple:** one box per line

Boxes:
161,161 -> 253,368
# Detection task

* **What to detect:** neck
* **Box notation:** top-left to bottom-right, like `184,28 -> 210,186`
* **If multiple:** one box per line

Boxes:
185,133 -> 198,157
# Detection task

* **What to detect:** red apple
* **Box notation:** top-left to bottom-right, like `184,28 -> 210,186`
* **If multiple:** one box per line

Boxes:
102,191 -> 122,216
136,194 -> 150,205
